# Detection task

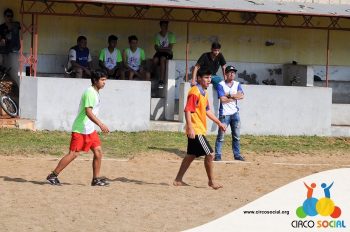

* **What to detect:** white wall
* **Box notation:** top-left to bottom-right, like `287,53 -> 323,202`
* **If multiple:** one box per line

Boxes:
179,83 -> 332,136
332,104 -> 350,125
19,77 -> 151,131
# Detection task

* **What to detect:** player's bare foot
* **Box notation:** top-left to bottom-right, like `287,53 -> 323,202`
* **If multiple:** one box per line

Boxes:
173,180 -> 189,186
208,181 -> 223,190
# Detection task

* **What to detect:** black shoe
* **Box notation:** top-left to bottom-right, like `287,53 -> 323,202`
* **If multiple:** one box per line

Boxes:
214,157 -> 222,161
91,178 -> 110,186
234,156 -> 245,161
46,173 -> 61,185
158,81 -> 164,89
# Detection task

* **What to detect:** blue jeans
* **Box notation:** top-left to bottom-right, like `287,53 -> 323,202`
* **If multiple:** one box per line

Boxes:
211,75 -> 223,89
215,112 -> 241,160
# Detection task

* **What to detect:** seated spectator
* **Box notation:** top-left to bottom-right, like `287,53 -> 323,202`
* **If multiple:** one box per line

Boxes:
123,35 -> 150,81
153,20 -> 176,88
99,35 -> 124,79
67,36 -> 92,78
0,8 -> 21,66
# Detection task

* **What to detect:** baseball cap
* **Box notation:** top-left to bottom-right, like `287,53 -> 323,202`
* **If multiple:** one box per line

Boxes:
225,65 -> 237,73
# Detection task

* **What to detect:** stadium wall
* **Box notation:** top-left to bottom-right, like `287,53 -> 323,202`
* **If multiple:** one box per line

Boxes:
19,77 -> 151,131
179,83 -> 332,136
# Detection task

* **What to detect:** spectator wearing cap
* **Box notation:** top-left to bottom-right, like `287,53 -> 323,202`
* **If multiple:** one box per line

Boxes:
214,65 -> 245,161
0,8 -> 21,66
67,36 -> 93,78
191,42 -> 226,89
99,34 -> 124,79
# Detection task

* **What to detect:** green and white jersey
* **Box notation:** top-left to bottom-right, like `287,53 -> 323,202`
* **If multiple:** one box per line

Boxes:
99,48 -> 122,70
154,32 -> 176,48
125,47 -> 145,71
72,86 -> 100,134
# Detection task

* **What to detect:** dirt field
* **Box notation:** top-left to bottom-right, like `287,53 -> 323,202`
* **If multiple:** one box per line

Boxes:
0,151 -> 348,232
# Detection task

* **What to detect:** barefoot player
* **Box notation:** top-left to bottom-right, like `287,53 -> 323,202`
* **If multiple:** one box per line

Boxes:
174,68 -> 226,190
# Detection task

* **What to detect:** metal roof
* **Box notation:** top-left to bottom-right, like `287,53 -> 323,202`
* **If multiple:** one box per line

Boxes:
67,0 -> 350,18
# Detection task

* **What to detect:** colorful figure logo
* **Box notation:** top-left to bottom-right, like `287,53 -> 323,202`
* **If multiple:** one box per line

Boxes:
296,182 -> 342,219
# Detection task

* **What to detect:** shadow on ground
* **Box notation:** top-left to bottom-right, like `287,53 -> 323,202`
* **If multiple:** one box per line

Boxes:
148,146 -> 186,158
0,176 -> 76,186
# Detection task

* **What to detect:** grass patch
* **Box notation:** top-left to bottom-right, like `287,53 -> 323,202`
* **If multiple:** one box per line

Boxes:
0,128 -> 349,158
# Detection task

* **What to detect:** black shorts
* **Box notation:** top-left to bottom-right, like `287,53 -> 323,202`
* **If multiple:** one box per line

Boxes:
153,52 -> 173,60
187,135 -> 213,157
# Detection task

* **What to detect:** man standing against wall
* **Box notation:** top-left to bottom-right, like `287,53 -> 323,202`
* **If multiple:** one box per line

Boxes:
0,8 -> 20,84
191,42 -> 226,89
214,65 -> 245,161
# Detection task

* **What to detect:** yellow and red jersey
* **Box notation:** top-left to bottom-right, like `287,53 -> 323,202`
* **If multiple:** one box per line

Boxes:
184,85 -> 210,135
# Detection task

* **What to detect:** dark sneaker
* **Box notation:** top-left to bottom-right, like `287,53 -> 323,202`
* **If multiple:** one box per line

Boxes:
158,81 -> 164,89
234,156 -> 245,161
214,157 -> 222,161
91,178 -> 110,187
46,173 -> 61,185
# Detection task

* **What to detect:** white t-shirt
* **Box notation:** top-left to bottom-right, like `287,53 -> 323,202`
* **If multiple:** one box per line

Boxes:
217,80 -> 243,116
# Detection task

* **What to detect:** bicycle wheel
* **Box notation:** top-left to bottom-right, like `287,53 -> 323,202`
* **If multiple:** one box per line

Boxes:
0,95 -> 18,117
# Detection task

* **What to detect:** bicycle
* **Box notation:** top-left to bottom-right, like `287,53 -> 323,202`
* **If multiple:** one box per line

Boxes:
0,66 -> 18,117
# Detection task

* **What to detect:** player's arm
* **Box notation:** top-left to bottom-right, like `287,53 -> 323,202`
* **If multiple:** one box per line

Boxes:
230,91 -> 244,100
85,107 -> 109,133
216,84 -> 232,103
220,95 -> 234,103
191,64 -> 200,86
207,110 -> 226,132
231,84 -> 244,100
221,65 -> 226,80
185,111 -> 195,139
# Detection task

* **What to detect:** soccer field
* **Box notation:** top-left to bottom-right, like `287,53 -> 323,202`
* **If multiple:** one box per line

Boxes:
0,129 -> 349,231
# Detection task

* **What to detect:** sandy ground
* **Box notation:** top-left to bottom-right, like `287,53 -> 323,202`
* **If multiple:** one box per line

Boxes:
0,151 -> 349,232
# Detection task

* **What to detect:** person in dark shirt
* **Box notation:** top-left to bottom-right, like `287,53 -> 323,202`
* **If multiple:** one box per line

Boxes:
191,42 -> 226,89
0,8 -> 21,66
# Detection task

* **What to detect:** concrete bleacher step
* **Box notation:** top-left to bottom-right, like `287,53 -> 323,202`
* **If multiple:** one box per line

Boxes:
0,117 -> 36,130
331,125 -> 350,137
149,120 -> 184,132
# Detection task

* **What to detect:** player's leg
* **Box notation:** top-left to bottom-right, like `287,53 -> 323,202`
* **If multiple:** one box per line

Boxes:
54,150 -> 79,174
199,134 -> 223,189
159,56 -> 166,87
214,115 -> 228,161
89,132 -> 109,186
231,113 -> 244,161
139,68 -> 150,81
116,67 -> 125,80
173,154 -> 196,186
128,70 -> 135,80
73,67 -> 83,78
204,154 -> 223,190
46,150 -> 79,185
91,146 -> 102,179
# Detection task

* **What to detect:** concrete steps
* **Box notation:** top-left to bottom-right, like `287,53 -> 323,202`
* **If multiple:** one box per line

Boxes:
149,120 -> 184,132
0,109 -> 36,130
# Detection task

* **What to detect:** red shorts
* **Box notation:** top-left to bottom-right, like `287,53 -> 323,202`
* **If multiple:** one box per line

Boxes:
69,131 -> 101,152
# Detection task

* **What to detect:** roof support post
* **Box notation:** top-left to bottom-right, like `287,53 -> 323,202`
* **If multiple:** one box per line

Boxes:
325,29 -> 330,88
185,22 -> 189,82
